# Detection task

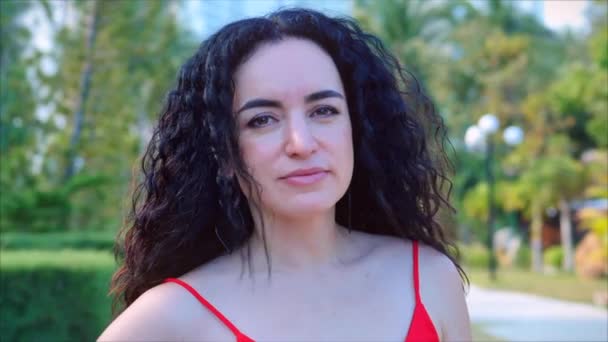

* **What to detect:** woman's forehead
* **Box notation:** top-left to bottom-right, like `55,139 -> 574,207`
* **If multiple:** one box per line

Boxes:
233,38 -> 345,105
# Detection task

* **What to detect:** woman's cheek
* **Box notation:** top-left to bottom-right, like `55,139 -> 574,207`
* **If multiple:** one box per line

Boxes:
241,138 -> 274,180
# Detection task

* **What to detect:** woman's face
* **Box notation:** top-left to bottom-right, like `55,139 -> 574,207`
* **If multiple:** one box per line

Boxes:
233,38 -> 353,218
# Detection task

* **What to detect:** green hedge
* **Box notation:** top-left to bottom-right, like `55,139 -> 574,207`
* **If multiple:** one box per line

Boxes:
544,245 -> 564,269
515,245 -> 532,269
459,243 -> 490,268
460,243 -> 533,270
0,232 -> 116,251
0,250 -> 116,342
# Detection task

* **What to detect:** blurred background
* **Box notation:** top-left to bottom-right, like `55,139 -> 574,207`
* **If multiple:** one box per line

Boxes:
1,0 -> 606,341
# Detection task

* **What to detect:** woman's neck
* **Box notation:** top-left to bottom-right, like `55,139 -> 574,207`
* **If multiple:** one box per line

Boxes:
247,208 -> 351,272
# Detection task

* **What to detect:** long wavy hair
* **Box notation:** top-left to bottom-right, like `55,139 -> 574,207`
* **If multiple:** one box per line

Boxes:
111,8 -> 464,314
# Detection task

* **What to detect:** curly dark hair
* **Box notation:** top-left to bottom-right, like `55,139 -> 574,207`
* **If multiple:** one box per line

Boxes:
110,7 -> 464,313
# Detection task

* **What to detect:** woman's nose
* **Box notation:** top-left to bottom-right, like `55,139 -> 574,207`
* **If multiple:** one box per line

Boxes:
284,115 -> 318,158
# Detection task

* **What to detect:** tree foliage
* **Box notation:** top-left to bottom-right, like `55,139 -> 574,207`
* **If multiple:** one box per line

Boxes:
3,0 -> 606,260
356,0 -> 607,272
1,0 -> 195,232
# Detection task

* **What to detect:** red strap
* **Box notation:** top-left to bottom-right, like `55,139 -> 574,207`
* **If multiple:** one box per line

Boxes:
405,241 -> 440,342
164,277 -> 246,338
412,241 -> 421,302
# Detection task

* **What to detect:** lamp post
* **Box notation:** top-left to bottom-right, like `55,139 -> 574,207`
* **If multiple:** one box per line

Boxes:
465,114 -> 523,281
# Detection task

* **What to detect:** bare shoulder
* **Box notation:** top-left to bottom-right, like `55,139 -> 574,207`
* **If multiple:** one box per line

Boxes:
417,242 -> 472,342
97,280 -> 207,341
416,242 -> 467,310
417,242 -> 463,281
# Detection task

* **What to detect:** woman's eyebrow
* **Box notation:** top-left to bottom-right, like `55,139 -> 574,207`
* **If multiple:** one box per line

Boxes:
236,99 -> 281,114
236,89 -> 344,115
305,89 -> 344,102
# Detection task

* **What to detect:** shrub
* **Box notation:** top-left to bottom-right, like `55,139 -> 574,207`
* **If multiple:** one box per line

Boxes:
0,250 -> 116,342
515,244 -> 532,269
0,187 -> 70,232
544,246 -> 564,269
0,232 -> 116,251
0,174 -> 117,232
460,243 -> 490,268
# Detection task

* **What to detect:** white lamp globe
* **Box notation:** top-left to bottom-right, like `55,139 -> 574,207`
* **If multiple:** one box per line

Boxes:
503,125 -> 524,146
478,114 -> 500,135
465,125 -> 485,151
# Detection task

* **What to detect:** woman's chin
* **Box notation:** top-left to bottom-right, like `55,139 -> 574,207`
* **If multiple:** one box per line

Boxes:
272,197 -> 338,218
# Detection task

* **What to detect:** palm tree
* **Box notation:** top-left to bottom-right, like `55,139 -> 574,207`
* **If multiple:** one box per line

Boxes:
354,0 -> 471,87
517,156 -> 586,272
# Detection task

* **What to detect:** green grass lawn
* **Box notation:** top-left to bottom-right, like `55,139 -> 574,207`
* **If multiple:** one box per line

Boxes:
466,267 -> 608,306
472,324 -> 504,342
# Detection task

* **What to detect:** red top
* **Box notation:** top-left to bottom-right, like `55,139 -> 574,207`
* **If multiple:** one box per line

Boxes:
164,240 -> 439,342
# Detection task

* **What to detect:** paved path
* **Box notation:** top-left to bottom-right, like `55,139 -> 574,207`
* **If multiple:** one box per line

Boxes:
466,285 -> 608,341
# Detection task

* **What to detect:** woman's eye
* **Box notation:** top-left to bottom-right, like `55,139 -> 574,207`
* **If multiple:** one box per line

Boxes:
247,114 -> 276,128
312,106 -> 339,117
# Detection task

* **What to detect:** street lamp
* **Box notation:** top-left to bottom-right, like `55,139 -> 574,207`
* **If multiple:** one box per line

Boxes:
465,114 -> 523,281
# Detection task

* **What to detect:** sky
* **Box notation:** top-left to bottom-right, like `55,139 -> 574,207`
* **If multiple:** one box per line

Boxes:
182,0 -> 353,37
543,0 -> 589,31
13,0 -> 597,175
16,0 -> 597,173
25,0 -> 594,56
17,0 -> 597,105
517,0 -> 591,33
22,0 -> 595,125
183,0 -> 593,38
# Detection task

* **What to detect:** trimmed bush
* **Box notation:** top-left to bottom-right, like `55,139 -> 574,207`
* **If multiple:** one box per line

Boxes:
544,245 -> 564,269
460,243 -> 490,268
0,232 -> 116,251
515,245 -> 532,269
0,250 -> 116,342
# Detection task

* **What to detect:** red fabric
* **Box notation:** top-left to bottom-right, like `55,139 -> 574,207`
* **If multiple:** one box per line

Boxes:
163,277 -> 254,342
164,240 -> 439,342
404,241 -> 440,342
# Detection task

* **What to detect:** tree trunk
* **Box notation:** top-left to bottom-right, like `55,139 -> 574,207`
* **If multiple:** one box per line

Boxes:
530,202 -> 543,272
63,0 -> 99,182
559,198 -> 574,272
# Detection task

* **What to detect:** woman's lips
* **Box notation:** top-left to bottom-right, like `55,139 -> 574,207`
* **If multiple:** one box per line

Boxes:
281,171 -> 328,186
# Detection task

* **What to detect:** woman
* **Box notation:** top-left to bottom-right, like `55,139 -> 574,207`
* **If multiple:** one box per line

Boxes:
99,8 -> 471,342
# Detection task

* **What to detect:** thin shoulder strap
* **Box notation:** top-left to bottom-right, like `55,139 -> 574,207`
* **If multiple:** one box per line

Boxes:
412,240 -> 422,302
164,277 -> 245,338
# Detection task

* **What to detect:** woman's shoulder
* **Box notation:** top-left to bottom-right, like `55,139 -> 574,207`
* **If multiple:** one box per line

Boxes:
416,241 -> 460,275
416,241 -> 471,341
411,240 -> 464,299
338,230 -> 459,273
97,279 -> 217,341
